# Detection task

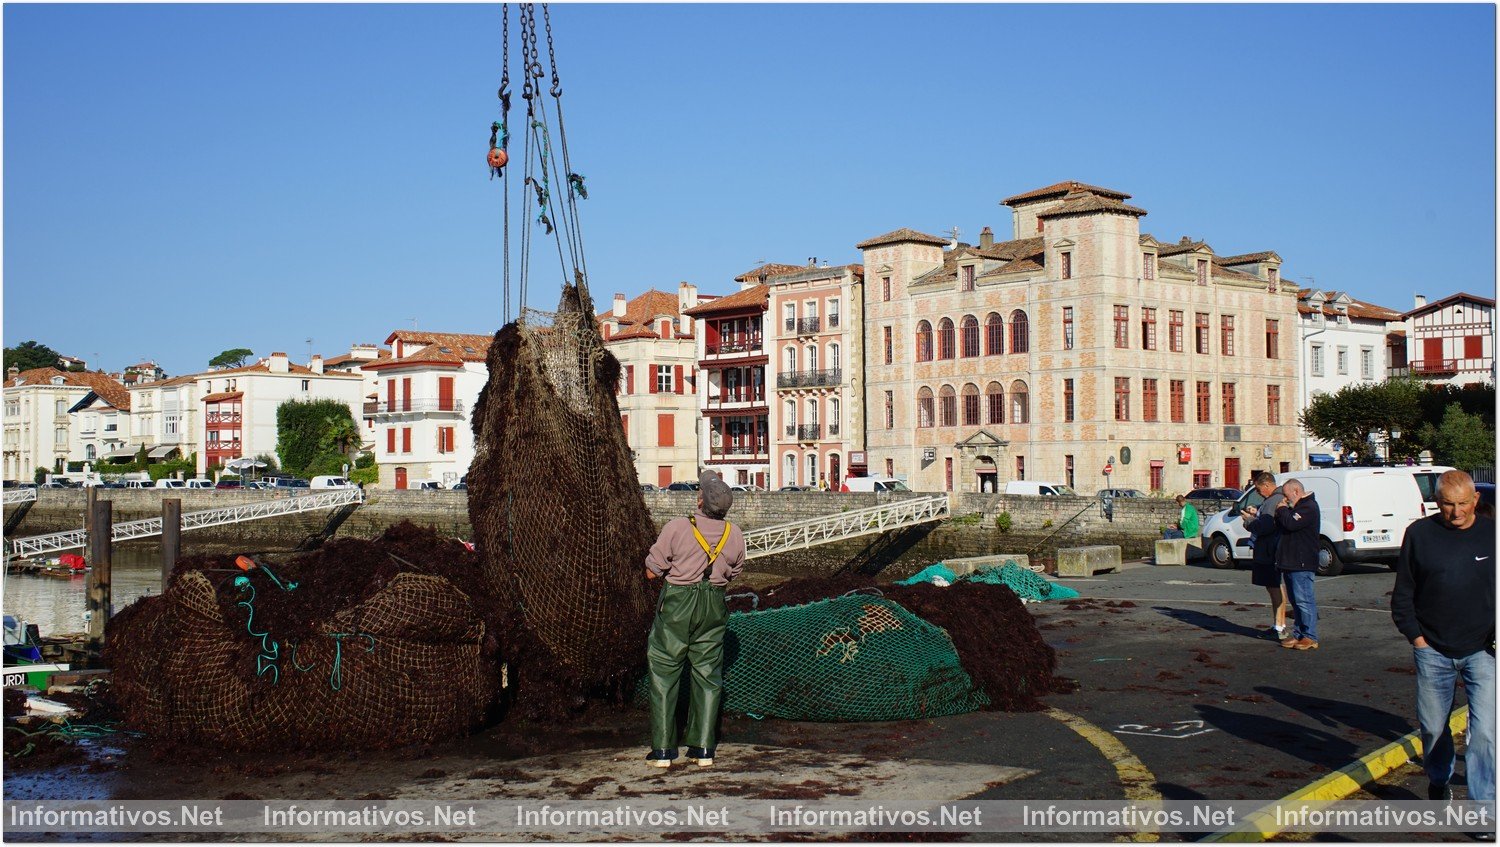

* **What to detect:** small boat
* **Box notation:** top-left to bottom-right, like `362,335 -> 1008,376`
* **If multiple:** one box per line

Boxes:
5,553 -> 88,577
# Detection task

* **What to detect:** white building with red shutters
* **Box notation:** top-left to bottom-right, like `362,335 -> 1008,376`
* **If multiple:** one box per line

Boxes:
765,262 -> 865,489
599,284 -> 707,488
364,331 -> 493,489
1395,292 -> 1495,387
1295,288 -> 1405,462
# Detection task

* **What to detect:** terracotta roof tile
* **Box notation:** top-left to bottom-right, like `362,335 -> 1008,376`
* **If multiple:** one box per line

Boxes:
733,263 -> 805,284
855,228 -> 950,249
986,257 -> 1044,276
976,236 -> 1045,262
1296,289 -> 1403,321
608,324 -> 662,341
1002,181 -> 1132,206
7,368 -> 129,410
364,339 -> 490,370
1402,291 -> 1497,319
324,349 -> 391,367
1216,251 -> 1281,266
1212,265 -> 1262,282
1036,191 -> 1148,219
1157,239 -> 1214,257
201,391 -> 243,403
382,330 -> 496,354
683,284 -> 768,316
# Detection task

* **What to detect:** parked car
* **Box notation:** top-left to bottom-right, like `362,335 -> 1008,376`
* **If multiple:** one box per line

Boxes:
122,479 -> 155,490
183,479 -> 214,490
1478,482 -> 1496,513
215,479 -> 243,490
310,475 -> 354,489
1005,481 -> 1077,497
268,477 -> 310,489
1185,487 -> 1241,505
665,481 -> 699,492
639,483 -> 658,492
777,485 -> 814,492
842,475 -> 912,493
452,482 -> 466,491
95,481 -> 126,489
41,479 -> 79,489
153,479 -> 186,489
412,480 -> 445,490
729,484 -> 765,492
1097,488 -> 1146,499
1200,466 -> 1452,577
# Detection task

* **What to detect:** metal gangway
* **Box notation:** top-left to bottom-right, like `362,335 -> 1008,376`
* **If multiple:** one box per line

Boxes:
4,489 -> 364,560
744,493 -> 949,560
3,488 -> 38,507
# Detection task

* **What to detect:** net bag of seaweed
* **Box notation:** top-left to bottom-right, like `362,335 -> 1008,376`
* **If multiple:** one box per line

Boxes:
104,525 -> 500,751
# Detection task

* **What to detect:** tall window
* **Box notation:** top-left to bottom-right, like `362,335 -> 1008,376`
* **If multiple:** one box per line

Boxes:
1196,381 -> 1212,423
961,316 -> 980,358
829,342 -> 840,371
1169,310 -> 1184,352
985,313 -> 1004,355
1267,384 -> 1281,425
656,365 -> 673,393
938,318 -> 956,360
882,276 -> 892,302
785,400 -> 797,431
1065,454 -> 1075,488
1265,319 -> 1279,359
1337,346 -> 1349,375
916,388 -> 934,428
884,391 -> 894,429
1143,252 -> 1156,280
828,298 -> 840,327
1016,455 -> 1026,480
939,385 -> 957,427
1268,267 -> 1279,291
1114,377 -> 1131,421
807,344 -> 819,372
1143,378 -> 1159,421
1114,305 -> 1130,348
961,265 -> 975,291
1141,308 -> 1157,350
784,303 -> 796,332
1060,252 -> 1072,279
1361,347 -> 1374,379
883,326 -> 893,364
1170,380 -> 1186,423
1010,380 -> 1030,424
961,384 -> 981,426
1311,344 -> 1324,377
1221,315 -> 1235,356
1009,311 -> 1030,353
1222,382 -> 1237,424
915,321 -> 933,362
1062,307 -> 1074,350
1196,258 -> 1208,285
1195,312 -> 1210,354
986,382 -> 1004,424
784,347 -> 797,374
1063,379 -> 1075,423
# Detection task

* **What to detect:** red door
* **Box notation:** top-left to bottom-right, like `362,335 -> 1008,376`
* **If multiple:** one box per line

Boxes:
438,377 -> 454,412
1224,457 -> 1241,490
394,467 -> 408,490
1423,337 -> 1444,368
945,457 -> 953,492
657,466 -> 672,489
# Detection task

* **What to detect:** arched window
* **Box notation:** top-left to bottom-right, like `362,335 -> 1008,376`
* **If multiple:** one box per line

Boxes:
785,346 -> 798,373
829,343 -> 841,372
916,387 -> 934,428
808,398 -> 819,426
807,344 -> 819,373
784,453 -> 798,486
85,444 -> 96,460
961,383 -> 981,426
938,318 -> 956,360
808,453 -> 819,486
915,321 -> 933,362
1009,310 -> 1029,353
939,384 -> 957,427
986,381 -> 1005,425
830,397 -> 841,430
784,400 -> 797,434
985,313 -> 1004,356
961,315 -> 980,358
1010,379 -> 1030,424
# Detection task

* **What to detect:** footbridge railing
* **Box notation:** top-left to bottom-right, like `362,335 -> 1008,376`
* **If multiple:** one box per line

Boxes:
5,489 -> 364,559
3,488 -> 38,507
745,494 -> 949,560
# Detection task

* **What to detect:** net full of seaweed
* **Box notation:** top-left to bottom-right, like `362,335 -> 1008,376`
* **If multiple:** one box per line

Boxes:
103,522 -> 502,752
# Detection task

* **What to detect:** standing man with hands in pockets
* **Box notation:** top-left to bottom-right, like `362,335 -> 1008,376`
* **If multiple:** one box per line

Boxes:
1274,479 -> 1321,650
1392,470 -> 1495,817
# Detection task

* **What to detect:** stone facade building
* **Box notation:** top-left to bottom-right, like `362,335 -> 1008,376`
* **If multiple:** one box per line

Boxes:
2,367 -> 128,480
765,263 -> 865,488
858,181 -> 1303,496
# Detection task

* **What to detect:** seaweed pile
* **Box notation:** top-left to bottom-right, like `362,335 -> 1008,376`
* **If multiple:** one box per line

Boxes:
104,522 -> 502,752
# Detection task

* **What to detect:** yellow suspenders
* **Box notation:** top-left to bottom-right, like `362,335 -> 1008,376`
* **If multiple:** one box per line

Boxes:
688,515 -> 732,565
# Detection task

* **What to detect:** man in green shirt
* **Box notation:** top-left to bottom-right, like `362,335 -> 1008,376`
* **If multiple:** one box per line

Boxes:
1165,494 -> 1200,540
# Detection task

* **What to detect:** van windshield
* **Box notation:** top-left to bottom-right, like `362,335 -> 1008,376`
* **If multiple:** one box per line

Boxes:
879,481 -> 912,492
1053,485 -> 1078,496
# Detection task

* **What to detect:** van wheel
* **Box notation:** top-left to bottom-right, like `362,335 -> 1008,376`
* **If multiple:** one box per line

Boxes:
1208,535 -> 1235,569
1317,539 -> 1345,577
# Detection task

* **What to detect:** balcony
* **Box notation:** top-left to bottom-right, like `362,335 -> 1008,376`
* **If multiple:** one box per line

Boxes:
206,412 -> 242,424
706,391 -> 766,408
206,440 -> 243,453
704,443 -> 769,465
796,317 -> 821,335
798,424 -> 822,441
784,425 -> 796,437
1412,359 -> 1459,375
828,314 -> 840,328
706,337 -> 763,356
828,422 -> 840,436
777,368 -> 843,389
370,399 -> 466,417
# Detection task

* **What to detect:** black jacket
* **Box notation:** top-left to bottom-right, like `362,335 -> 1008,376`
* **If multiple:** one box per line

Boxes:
1391,514 -> 1496,657
1274,492 -> 1321,572
1246,489 -> 1285,566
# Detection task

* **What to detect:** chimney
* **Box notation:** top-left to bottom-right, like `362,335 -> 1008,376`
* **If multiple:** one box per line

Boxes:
1414,294 -> 1426,309
612,293 -> 627,318
979,226 -> 994,249
678,282 -> 697,335
268,352 -> 290,374
7,365 -> 18,379
310,354 -> 324,375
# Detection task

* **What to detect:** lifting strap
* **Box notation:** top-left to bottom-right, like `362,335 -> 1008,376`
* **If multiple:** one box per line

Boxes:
688,515 -> 732,565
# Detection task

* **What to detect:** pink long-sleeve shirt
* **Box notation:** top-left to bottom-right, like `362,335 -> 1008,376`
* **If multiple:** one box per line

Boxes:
645,511 -> 746,586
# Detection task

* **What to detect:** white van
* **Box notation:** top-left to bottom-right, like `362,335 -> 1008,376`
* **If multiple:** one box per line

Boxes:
413,480 -> 445,490
123,479 -> 154,490
310,476 -> 354,489
842,475 -> 912,493
1200,466 -> 1453,577
1005,481 -> 1077,497
153,479 -> 186,489
182,479 -> 214,490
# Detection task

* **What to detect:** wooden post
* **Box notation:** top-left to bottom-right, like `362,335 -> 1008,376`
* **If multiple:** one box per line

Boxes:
86,500 -> 112,643
85,484 -> 97,535
162,497 -> 181,589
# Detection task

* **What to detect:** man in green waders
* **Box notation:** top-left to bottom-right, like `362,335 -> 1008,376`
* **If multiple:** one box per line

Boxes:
644,469 -> 746,768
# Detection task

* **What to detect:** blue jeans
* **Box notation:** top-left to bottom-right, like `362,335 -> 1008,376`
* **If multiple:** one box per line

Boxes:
1281,570 -> 1318,642
1163,529 -> 1184,539
1414,646 -> 1496,803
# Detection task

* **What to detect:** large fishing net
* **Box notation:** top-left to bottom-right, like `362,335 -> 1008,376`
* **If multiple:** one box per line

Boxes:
467,284 -> 658,717
103,523 -> 501,751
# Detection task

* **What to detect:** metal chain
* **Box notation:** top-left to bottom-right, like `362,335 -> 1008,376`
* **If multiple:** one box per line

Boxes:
500,3 -> 511,324
542,3 -> 560,97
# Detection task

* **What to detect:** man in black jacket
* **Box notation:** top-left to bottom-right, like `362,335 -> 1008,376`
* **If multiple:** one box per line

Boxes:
1274,479 -> 1321,650
1392,470 -> 1494,811
1243,472 -> 1288,640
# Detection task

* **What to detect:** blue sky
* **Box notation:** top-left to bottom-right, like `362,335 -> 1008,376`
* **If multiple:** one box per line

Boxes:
4,3 -> 1495,377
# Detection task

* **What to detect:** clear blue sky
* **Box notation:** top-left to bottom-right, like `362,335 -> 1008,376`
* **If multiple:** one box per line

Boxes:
4,3 -> 1494,377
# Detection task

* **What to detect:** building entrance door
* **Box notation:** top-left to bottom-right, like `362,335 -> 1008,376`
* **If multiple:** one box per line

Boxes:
829,454 -> 841,488
1224,457 -> 1241,490
395,467 -> 408,490
658,466 -> 673,489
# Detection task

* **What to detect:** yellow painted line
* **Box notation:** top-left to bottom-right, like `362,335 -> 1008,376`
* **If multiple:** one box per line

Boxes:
1046,706 -> 1161,842
1202,706 -> 1469,842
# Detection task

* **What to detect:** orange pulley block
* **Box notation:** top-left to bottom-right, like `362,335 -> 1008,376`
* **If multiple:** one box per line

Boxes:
487,147 -> 508,170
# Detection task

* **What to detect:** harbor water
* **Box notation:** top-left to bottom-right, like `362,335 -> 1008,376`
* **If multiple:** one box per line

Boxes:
6,545 -> 189,637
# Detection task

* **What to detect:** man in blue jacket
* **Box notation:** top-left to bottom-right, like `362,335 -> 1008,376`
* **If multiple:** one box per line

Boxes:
1274,479 -> 1321,650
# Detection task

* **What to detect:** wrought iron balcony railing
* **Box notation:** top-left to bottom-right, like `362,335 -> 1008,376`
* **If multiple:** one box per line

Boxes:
706,338 -> 763,355
798,424 -> 822,441
796,317 -> 821,335
371,399 -> 466,415
777,368 -> 843,389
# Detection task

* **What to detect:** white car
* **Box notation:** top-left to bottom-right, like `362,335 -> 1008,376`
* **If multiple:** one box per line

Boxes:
310,475 -> 355,489
1200,465 -> 1454,577
183,479 -> 214,489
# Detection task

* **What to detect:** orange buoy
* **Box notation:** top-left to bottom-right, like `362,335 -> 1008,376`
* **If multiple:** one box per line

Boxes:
487,147 -> 508,169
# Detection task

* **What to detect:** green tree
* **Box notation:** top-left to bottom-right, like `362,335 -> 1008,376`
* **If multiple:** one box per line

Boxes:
4,340 -> 63,374
276,399 -> 359,477
209,348 -> 254,369
1299,380 -> 1421,459
1431,406 -> 1497,470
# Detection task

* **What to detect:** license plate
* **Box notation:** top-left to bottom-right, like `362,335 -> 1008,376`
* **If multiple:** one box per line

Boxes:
1363,533 -> 1391,544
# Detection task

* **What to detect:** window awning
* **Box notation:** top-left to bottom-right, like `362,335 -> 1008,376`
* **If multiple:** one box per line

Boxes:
1308,453 -> 1337,465
148,445 -> 181,459
103,447 -> 137,461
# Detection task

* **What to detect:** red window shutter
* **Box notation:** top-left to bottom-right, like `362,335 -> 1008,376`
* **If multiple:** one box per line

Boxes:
1465,335 -> 1484,359
625,365 -> 634,394
438,377 -> 454,411
648,364 -> 657,394
621,414 -> 628,434
444,427 -> 455,453
401,378 -> 412,412
657,414 -> 675,447
674,365 -> 684,394
402,427 -> 411,453
386,380 -> 396,411
386,428 -> 395,453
